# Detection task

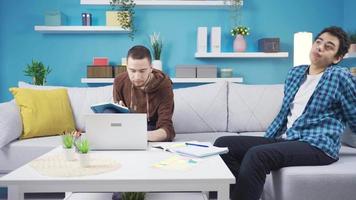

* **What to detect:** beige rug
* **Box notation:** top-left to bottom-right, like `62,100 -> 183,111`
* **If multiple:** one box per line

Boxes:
30,153 -> 121,177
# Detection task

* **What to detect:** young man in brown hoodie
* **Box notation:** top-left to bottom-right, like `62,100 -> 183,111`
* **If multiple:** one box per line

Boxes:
113,45 -> 175,142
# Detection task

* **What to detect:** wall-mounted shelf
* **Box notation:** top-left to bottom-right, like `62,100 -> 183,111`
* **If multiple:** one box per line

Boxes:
345,52 -> 356,58
81,77 -> 243,84
80,0 -> 229,8
195,52 -> 289,58
34,26 -> 130,33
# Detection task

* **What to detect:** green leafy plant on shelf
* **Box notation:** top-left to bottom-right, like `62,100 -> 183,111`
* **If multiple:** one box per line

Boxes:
62,131 -> 75,149
76,138 -> 90,154
23,60 -> 52,85
122,192 -> 146,200
110,0 -> 136,40
149,32 -> 163,60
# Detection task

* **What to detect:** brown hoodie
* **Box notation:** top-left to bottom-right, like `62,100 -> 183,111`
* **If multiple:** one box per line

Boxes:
113,69 -> 175,141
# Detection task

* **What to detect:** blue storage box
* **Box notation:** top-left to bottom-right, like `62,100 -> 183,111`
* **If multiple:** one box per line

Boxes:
45,11 -> 66,26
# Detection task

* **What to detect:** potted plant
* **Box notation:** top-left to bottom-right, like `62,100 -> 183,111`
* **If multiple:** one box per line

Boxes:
122,192 -> 146,200
348,31 -> 356,53
231,25 -> 250,52
149,32 -> 163,71
23,60 -> 52,85
62,131 -> 76,161
76,138 -> 90,167
110,0 -> 136,40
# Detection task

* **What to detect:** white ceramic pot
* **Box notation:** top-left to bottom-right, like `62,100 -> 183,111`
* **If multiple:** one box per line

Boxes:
79,153 -> 90,167
63,147 -> 75,161
152,60 -> 162,71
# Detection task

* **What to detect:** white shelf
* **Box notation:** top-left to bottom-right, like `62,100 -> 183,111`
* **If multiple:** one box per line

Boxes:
81,77 -> 243,83
195,52 -> 289,58
80,0 -> 229,7
34,26 -> 130,33
345,52 -> 356,58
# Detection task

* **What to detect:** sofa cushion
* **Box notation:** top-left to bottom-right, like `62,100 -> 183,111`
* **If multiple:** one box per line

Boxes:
341,126 -> 356,148
0,100 -> 23,148
9,88 -> 75,139
228,83 -> 284,132
18,81 -> 113,131
265,146 -> 356,200
173,82 -> 227,133
0,136 -> 60,173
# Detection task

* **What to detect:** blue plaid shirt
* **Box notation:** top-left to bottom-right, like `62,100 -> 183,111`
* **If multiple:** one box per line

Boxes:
265,65 -> 356,159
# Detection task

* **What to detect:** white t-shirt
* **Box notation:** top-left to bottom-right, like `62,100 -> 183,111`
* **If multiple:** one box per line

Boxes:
282,72 -> 324,138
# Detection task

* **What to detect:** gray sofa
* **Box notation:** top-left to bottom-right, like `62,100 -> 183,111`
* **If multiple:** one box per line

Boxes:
1,81 -> 355,200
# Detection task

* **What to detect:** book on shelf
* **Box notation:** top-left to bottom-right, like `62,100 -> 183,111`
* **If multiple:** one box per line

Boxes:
90,102 -> 130,113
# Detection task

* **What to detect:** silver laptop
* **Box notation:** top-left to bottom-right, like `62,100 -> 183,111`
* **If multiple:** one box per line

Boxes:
85,114 -> 147,150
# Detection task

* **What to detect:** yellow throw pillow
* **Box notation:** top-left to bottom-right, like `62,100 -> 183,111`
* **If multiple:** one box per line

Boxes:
9,88 -> 75,139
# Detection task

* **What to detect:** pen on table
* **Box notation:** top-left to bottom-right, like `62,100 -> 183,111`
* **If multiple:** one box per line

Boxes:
185,142 -> 209,147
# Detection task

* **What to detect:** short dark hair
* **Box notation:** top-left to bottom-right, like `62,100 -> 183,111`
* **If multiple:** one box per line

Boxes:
127,45 -> 152,63
315,26 -> 350,58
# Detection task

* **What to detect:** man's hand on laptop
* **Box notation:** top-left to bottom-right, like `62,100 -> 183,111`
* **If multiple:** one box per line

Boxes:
148,128 -> 168,142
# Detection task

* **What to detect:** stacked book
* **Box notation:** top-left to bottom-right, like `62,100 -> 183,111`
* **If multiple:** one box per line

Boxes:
87,57 -> 112,78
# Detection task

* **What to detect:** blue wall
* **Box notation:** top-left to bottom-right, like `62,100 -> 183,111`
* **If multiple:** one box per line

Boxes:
341,0 -> 356,68
0,0 -> 349,102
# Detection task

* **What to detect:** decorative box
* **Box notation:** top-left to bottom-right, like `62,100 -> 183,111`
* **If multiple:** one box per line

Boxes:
175,65 -> 196,78
93,57 -> 109,66
114,65 -> 127,77
87,65 -> 113,78
220,68 -> 233,78
196,65 -> 217,78
45,11 -> 66,26
258,38 -> 280,52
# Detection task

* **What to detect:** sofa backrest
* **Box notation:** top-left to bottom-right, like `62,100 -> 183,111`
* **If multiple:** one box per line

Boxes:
172,81 -> 228,133
228,83 -> 284,133
18,81 -> 113,131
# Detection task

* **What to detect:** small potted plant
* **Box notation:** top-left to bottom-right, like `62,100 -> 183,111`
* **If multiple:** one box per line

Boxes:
76,138 -> 90,167
110,0 -> 136,40
23,60 -> 52,85
231,25 -> 250,52
62,131 -> 76,161
122,192 -> 146,200
348,31 -> 356,53
149,32 -> 163,71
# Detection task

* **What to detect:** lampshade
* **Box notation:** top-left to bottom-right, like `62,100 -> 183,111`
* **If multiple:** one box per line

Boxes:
293,32 -> 313,67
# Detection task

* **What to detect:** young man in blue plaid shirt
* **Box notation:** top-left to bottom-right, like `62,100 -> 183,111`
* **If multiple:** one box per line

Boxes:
215,26 -> 356,200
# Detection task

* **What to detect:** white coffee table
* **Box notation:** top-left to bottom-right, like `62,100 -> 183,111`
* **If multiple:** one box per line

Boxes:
0,143 -> 235,200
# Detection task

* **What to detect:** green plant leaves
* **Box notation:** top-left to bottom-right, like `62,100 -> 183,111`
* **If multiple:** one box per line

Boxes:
23,60 -> 52,85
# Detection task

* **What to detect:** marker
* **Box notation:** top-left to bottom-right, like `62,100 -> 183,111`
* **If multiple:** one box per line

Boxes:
185,142 -> 209,148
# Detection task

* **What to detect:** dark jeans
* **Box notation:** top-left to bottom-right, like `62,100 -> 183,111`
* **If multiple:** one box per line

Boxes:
214,136 -> 337,200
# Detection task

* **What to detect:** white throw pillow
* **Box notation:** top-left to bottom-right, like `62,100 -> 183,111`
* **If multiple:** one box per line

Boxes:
173,82 -> 227,133
0,100 -> 22,148
228,83 -> 284,132
18,81 -> 113,131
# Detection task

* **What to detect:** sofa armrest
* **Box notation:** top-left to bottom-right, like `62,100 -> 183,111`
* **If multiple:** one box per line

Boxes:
0,100 -> 23,148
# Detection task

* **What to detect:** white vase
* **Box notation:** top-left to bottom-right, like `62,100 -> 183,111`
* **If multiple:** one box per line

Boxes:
63,147 -> 75,161
233,34 -> 247,52
349,44 -> 356,53
152,60 -> 162,71
79,153 -> 90,167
